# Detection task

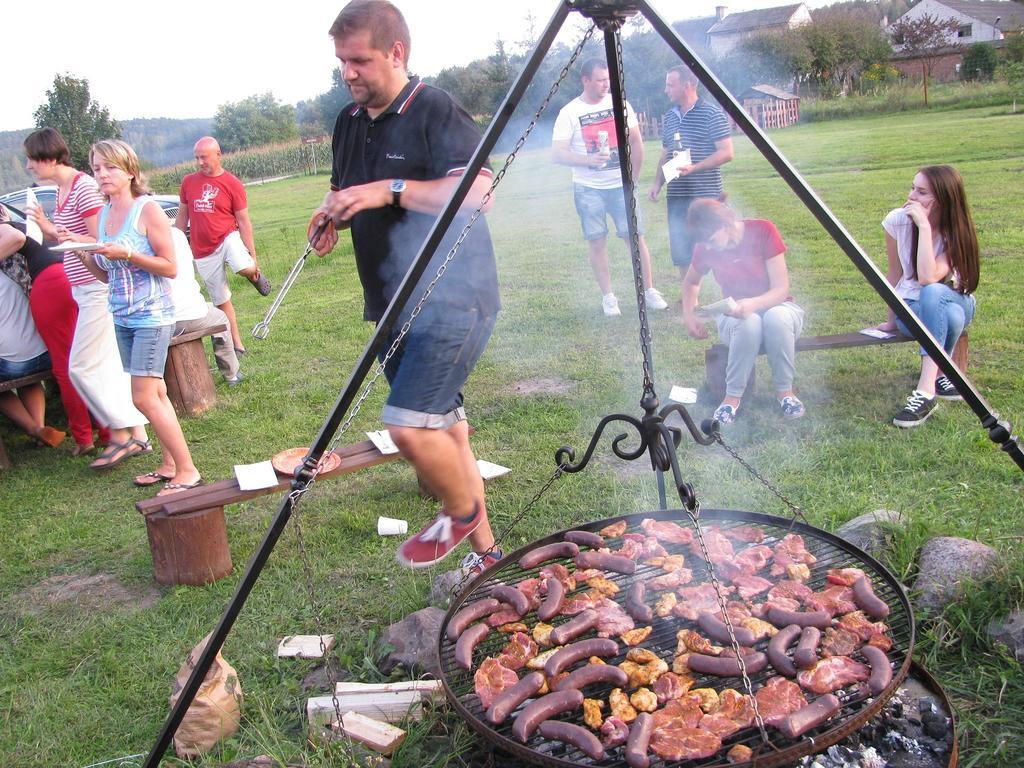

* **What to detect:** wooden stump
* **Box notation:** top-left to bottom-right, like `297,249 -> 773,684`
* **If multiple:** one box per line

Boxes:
144,505 -> 233,586
164,328 -> 220,417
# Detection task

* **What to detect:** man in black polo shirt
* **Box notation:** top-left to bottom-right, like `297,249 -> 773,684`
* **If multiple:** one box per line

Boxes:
648,65 -> 734,297
308,0 -> 501,571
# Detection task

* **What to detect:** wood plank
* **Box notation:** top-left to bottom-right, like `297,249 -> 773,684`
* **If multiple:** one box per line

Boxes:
169,323 -> 228,347
0,369 -> 53,393
307,682 -> 436,726
334,711 -> 406,755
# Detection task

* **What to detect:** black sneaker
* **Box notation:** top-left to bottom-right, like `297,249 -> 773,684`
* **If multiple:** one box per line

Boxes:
892,390 -> 938,428
935,375 -> 962,401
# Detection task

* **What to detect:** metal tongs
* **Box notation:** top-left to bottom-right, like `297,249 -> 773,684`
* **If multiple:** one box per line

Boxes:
252,220 -> 330,340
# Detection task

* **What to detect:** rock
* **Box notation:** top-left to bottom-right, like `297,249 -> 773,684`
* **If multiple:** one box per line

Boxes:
835,509 -> 904,556
430,569 -> 471,607
302,658 -> 350,693
378,607 -> 445,678
914,537 -> 999,613
986,609 -> 1024,662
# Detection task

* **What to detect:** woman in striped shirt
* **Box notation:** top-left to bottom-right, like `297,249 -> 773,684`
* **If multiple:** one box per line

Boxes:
24,128 -> 150,467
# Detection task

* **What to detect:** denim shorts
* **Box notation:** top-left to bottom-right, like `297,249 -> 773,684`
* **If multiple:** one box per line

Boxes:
573,184 -> 644,241
378,304 -> 496,429
0,350 -> 51,381
114,324 -> 172,377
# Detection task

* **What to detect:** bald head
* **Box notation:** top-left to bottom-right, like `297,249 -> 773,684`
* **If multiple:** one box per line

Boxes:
194,136 -> 223,177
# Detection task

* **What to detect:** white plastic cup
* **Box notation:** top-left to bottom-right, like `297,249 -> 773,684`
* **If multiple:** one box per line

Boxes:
377,516 -> 408,536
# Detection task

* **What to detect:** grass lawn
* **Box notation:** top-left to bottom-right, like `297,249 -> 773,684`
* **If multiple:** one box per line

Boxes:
1,103 -> 1022,767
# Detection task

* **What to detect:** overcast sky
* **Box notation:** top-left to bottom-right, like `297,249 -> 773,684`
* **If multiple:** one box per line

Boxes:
3,0 -> 822,132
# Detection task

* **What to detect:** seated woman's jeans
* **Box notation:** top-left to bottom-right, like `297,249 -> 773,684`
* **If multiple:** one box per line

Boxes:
896,282 -> 976,357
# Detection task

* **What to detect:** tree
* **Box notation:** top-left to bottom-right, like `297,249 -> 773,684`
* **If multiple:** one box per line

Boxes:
962,43 -> 998,80
33,74 -> 121,171
889,14 -> 961,106
213,93 -> 298,152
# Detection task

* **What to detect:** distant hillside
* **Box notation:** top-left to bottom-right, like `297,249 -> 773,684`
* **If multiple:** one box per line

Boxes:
0,116 -> 213,194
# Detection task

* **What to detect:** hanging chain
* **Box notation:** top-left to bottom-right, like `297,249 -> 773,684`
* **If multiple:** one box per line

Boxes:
611,30 -> 655,399
283,24 -> 598,735
684,502 -> 775,748
711,432 -> 809,527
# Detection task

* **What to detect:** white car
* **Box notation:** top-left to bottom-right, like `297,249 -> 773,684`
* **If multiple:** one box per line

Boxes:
0,184 -> 182,227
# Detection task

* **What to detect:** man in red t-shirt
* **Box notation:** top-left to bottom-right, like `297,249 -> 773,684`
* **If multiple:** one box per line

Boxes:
176,137 -> 270,354
681,199 -> 806,424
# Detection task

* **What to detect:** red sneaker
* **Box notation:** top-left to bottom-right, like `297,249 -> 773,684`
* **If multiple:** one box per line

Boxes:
397,505 -> 481,569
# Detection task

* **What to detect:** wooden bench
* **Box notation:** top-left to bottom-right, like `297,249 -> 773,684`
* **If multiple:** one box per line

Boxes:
135,437 -> 406,586
165,323 -> 228,417
0,369 -> 54,469
704,331 -> 969,402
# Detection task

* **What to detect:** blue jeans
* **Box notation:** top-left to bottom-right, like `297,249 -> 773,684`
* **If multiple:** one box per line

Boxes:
0,350 -> 51,381
114,324 -> 172,378
379,304 -> 496,429
896,282 -> 976,357
573,184 -> 644,241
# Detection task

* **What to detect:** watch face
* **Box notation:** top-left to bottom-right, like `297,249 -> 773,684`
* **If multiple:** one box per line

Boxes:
390,179 -> 406,193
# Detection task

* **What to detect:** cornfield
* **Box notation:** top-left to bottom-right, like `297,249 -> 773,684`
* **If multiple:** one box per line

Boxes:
148,140 -> 333,193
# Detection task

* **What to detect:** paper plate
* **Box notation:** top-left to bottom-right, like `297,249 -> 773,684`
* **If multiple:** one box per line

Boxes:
271,447 -> 341,476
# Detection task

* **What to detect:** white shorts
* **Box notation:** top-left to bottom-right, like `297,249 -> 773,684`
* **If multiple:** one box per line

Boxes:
194,231 -> 255,305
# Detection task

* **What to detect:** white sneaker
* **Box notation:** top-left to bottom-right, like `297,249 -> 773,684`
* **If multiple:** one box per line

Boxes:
644,287 -> 668,311
602,293 -> 621,317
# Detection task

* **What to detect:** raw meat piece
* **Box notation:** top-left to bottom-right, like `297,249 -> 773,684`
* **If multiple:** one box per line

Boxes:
733,545 -> 774,575
821,627 -> 861,657
797,656 -> 870,694
835,610 -> 891,650
754,676 -> 808,727
771,534 -> 817,577
474,657 -> 519,710
561,589 -> 604,616
721,524 -> 766,543
514,577 -> 543,609
732,575 -> 773,600
768,579 -> 814,604
540,563 -> 576,593
600,716 -> 629,747
689,527 -> 734,563
640,517 -> 695,546
572,568 -> 604,582
699,689 -> 755,738
486,607 -> 525,627
497,632 -> 538,671
619,534 -> 668,561
594,598 -> 635,638
674,583 -> 734,621
653,671 -> 695,704
650,697 -> 722,761
827,567 -> 867,587
614,537 -> 646,561
805,585 -> 857,617
647,568 -> 694,591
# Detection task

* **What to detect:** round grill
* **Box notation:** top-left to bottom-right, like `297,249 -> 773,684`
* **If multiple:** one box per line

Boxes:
437,508 -> 915,768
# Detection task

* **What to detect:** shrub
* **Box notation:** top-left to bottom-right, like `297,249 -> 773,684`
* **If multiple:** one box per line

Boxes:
962,43 -> 998,81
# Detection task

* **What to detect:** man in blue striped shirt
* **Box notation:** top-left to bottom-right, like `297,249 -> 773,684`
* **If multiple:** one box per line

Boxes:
648,65 -> 734,299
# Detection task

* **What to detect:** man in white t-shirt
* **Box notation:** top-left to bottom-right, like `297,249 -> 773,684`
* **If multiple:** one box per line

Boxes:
552,58 -> 667,317
168,228 -> 242,385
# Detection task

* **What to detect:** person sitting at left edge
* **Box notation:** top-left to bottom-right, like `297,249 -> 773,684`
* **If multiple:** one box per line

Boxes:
308,0 -> 502,574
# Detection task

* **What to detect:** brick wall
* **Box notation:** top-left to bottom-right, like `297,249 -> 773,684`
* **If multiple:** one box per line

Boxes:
892,52 -> 965,83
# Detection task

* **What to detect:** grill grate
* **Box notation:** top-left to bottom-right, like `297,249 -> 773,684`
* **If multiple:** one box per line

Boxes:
437,509 -> 915,768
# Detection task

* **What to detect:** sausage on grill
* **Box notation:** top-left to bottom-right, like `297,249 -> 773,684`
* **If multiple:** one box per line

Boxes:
861,645 -> 893,694
552,663 -> 629,691
687,651 -> 768,677
852,576 -> 891,619
454,623 -> 489,670
767,606 -> 831,630
446,598 -> 500,641
537,720 -> 605,760
767,624 -> 802,677
537,576 -> 566,622
698,611 -> 758,647
548,609 -> 600,647
544,637 -> 620,676
778,694 -> 841,739
511,689 -> 584,742
574,550 -> 636,574
626,581 -> 653,623
486,671 -> 545,725
625,711 -> 654,768
518,542 -> 579,569
490,585 -> 530,617
793,626 -> 822,669
564,530 -> 605,549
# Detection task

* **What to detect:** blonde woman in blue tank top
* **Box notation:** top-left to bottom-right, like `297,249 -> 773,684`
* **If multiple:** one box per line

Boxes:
64,139 -> 201,494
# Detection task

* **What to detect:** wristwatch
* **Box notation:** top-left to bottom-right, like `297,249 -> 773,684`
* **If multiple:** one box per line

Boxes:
390,178 -> 406,209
